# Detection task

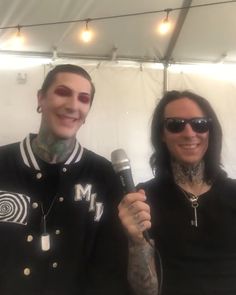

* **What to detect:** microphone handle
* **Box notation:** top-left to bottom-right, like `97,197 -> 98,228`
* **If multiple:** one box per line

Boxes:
116,169 -> 150,244
116,169 -> 136,194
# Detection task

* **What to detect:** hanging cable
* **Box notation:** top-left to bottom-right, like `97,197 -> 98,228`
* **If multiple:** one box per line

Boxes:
0,0 -> 235,31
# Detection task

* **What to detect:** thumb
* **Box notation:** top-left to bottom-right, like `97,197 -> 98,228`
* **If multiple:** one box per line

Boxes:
137,189 -> 146,196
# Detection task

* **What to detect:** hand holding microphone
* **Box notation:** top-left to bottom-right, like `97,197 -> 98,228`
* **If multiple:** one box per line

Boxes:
111,149 -> 151,244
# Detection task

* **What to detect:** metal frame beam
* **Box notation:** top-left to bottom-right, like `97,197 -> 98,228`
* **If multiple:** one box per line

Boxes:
162,0 -> 193,93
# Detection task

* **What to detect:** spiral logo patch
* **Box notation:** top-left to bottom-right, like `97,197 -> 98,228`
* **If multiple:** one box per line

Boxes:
0,191 -> 30,225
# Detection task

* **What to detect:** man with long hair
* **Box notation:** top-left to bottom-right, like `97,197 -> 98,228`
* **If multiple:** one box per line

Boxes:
119,90 -> 236,295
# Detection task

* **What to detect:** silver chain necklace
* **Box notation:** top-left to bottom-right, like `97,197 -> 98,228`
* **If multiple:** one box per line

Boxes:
40,195 -> 58,251
177,185 -> 202,227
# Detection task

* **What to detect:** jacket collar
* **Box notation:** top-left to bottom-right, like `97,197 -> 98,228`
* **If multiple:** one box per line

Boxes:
20,134 -> 84,171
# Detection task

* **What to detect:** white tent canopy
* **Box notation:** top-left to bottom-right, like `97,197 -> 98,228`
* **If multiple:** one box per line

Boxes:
0,0 -> 235,64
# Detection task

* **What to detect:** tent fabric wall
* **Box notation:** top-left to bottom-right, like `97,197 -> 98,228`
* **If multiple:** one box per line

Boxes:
0,62 -> 236,184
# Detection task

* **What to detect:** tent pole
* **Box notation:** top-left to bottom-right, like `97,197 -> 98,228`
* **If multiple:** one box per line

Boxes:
162,0 -> 192,94
164,0 -> 193,61
163,61 -> 169,94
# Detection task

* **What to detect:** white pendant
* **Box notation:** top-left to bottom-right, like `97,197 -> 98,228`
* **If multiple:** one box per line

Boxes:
41,233 -> 50,251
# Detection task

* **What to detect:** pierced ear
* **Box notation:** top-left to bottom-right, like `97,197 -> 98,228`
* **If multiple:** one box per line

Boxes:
37,106 -> 42,113
37,90 -> 44,113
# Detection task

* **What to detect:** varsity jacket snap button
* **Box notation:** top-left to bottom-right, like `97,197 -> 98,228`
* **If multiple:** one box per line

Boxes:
36,172 -> 42,179
52,262 -> 58,268
55,229 -> 61,235
23,268 -> 31,276
32,202 -> 38,209
62,167 -> 67,172
27,235 -> 33,242
59,197 -> 64,202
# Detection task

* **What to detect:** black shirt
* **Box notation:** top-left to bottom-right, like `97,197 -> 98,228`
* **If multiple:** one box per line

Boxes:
139,174 -> 236,295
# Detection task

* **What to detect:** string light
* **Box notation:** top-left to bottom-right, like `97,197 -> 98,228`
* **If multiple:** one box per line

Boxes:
158,9 -> 172,35
0,1 -> 233,49
81,20 -> 93,43
11,25 -> 25,49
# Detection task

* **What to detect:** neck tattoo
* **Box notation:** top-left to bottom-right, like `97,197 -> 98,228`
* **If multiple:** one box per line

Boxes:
172,160 -> 205,185
32,128 -> 76,164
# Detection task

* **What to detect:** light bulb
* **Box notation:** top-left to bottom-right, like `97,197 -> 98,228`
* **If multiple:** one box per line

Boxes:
81,21 -> 93,43
11,26 -> 25,49
158,19 -> 171,35
81,29 -> 92,42
158,9 -> 172,35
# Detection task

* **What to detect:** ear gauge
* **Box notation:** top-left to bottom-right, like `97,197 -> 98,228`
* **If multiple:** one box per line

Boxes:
37,106 -> 42,113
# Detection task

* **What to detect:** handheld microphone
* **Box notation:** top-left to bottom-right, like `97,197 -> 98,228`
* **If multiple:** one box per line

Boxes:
111,149 -> 150,243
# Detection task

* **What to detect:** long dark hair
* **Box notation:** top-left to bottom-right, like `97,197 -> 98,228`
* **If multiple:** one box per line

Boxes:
150,90 -> 223,181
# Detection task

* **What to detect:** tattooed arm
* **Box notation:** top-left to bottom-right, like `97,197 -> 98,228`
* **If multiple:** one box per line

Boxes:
128,239 -> 158,295
118,190 -> 158,295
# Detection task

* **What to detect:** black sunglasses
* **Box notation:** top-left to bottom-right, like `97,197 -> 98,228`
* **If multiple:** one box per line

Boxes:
164,117 -> 212,133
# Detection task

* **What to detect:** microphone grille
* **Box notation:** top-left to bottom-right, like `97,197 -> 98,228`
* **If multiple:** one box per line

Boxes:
111,149 -> 131,173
